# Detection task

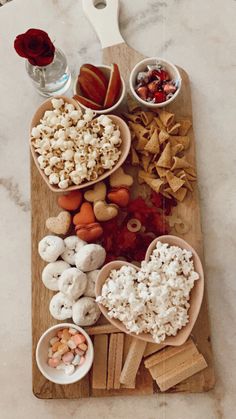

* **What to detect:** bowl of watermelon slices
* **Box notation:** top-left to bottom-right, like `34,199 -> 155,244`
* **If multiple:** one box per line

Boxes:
73,63 -> 125,114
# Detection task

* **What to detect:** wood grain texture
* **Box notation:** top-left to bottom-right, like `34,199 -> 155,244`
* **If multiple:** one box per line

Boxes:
31,42 -> 215,398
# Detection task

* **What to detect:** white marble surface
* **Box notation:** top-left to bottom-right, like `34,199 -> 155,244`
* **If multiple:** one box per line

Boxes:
0,0 -> 235,417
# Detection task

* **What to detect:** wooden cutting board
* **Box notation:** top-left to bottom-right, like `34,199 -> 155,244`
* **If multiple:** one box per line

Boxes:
31,0 -> 215,398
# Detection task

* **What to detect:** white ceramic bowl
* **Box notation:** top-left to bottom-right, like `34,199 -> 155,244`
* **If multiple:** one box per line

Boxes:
36,323 -> 94,385
73,64 -> 126,114
129,57 -> 182,109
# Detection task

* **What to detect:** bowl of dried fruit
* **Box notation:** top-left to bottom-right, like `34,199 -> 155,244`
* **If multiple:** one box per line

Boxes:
129,57 -> 182,108
30,95 -> 131,192
73,63 -> 126,114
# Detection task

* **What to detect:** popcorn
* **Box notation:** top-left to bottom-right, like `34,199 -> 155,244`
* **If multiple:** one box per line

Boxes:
31,99 -> 122,189
49,173 -> 59,185
97,242 -> 199,343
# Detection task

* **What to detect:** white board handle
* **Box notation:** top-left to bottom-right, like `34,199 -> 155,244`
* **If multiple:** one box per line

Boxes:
82,0 -> 125,49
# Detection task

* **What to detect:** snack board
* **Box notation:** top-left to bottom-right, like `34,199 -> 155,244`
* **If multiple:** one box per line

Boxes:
31,0 -> 215,398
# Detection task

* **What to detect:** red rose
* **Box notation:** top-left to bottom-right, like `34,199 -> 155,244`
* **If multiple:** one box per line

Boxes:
14,28 -> 55,67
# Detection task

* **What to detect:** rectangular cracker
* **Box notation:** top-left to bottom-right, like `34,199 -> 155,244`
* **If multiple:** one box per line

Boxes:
144,338 -> 207,392
107,333 -> 118,390
120,338 -> 147,386
92,334 -> 108,389
144,339 -> 197,369
143,342 -> 166,357
113,333 -> 125,389
156,353 -> 207,392
121,334 -> 136,389
85,324 -> 120,335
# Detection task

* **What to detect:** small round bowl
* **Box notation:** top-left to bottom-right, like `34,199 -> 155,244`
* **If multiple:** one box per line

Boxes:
129,57 -> 182,109
95,235 -> 204,346
36,323 -> 94,385
30,95 -> 131,193
73,65 -> 126,114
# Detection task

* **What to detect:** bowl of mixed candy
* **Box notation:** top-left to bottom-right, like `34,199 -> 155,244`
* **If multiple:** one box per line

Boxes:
129,57 -> 182,108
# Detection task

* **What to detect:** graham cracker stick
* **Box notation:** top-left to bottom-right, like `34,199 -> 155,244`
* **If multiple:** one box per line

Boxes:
144,338 -> 197,369
120,338 -> 147,386
85,324 -> 120,335
156,353 -> 207,392
144,342 -> 166,357
114,333 -> 125,389
121,334 -> 135,389
107,333 -> 118,390
92,334 -> 108,389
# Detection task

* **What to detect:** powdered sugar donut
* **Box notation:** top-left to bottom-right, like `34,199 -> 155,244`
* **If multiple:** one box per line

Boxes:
75,244 -> 106,272
38,235 -> 65,263
72,297 -> 101,326
61,235 -> 87,265
49,292 -> 73,320
42,260 -> 70,291
84,270 -> 100,298
58,267 -> 87,301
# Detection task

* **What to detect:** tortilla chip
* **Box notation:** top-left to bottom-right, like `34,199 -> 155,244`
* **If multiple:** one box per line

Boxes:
185,166 -> 197,178
171,156 -> 191,170
138,170 -> 156,184
123,112 -> 142,124
178,119 -> 192,136
143,177 -> 164,193
127,94 -> 142,113
154,117 -> 165,131
144,129 -> 160,154
141,154 -> 152,172
135,136 -> 148,151
155,164 -> 169,178
170,135 -> 190,150
161,188 -> 172,199
166,171 -> 185,192
156,142 -> 172,168
147,162 -> 156,174
159,129 -> 170,144
167,123 -> 181,135
181,174 -> 193,191
158,110 -> 175,127
166,187 -> 188,202
128,122 -> 149,138
130,147 -> 140,166
140,111 -> 155,126
171,143 -> 184,157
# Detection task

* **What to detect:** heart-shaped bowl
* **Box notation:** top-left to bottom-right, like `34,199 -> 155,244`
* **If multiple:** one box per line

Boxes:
95,235 -> 204,346
29,95 -> 131,193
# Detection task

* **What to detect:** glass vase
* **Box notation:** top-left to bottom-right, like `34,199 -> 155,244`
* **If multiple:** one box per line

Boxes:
25,48 -> 71,97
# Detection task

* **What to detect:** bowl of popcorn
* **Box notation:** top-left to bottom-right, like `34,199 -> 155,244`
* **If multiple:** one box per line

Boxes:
129,58 -> 182,108
30,96 -> 131,192
73,63 -> 126,114
96,235 -> 204,346
36,323 -> 94,384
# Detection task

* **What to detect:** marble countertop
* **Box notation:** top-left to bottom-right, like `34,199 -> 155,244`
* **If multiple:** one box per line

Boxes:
0,0 -> 235,418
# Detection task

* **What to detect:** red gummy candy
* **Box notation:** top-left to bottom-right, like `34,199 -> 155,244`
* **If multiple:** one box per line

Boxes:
154,91 -> 166,103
